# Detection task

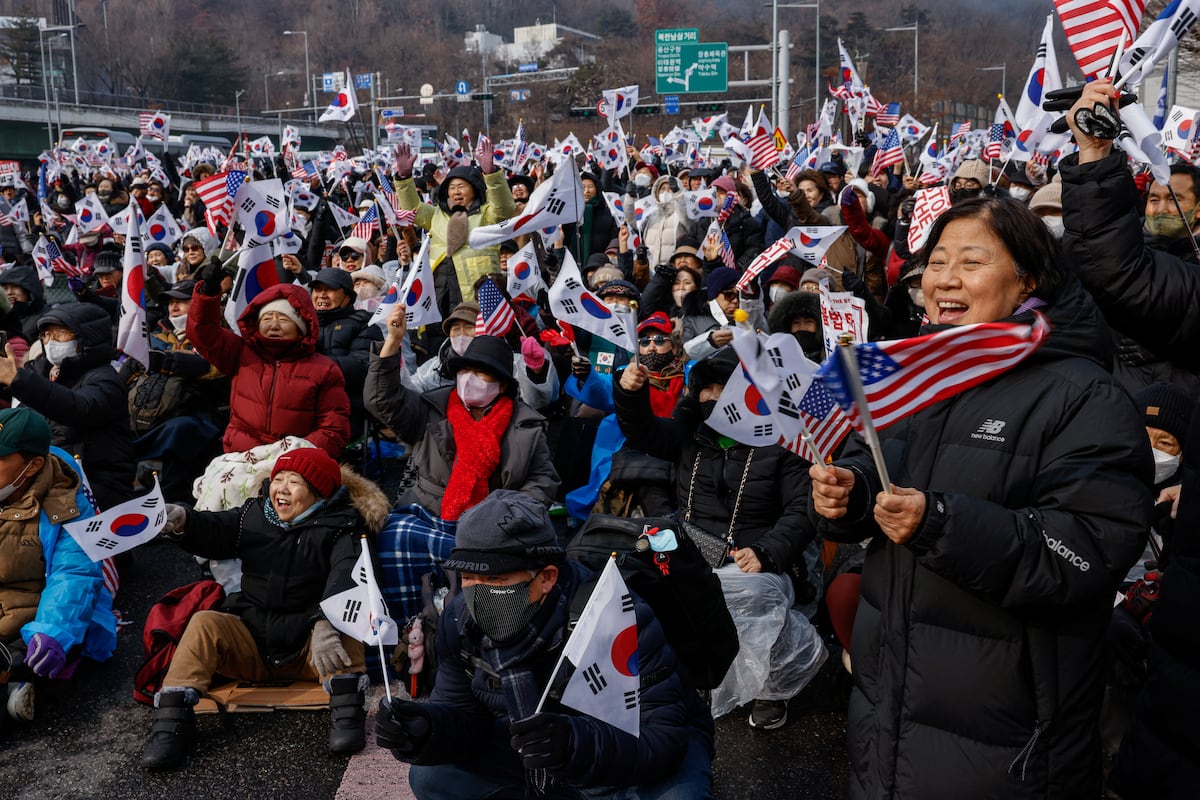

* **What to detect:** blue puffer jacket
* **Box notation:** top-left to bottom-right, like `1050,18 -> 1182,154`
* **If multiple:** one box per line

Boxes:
19,447 -> 117,662
402,560 -> 713,788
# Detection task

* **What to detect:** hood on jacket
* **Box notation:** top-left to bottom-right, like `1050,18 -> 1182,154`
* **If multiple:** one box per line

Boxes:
0,265 -> 46,308
768,289 -> 821,334
237,283 -> 321,357
181,227 -> 218,258
339,464 -> 391,534
37,302 -> 113,351
436,166 -> 487,214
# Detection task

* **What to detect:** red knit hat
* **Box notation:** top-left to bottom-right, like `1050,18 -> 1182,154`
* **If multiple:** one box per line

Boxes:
272,448 -> 342,498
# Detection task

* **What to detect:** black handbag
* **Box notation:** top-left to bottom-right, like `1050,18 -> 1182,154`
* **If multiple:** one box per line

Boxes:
680,448 -> 755,569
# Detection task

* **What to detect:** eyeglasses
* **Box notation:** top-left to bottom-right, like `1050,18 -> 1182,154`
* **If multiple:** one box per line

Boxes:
41,330 -> 75,343
339,250 -> 363,260
719,290 -> 739,301
181,244 -> 203,253
638,334 -> 670,347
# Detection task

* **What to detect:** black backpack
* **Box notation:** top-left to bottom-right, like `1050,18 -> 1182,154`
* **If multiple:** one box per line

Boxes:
128,372 -> 199,435
566,514 -> 738,690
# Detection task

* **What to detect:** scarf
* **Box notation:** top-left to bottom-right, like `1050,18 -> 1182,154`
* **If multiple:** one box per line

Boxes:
441,389 -> 513,521
477,581 -> 571,797
445,209 -> 470,256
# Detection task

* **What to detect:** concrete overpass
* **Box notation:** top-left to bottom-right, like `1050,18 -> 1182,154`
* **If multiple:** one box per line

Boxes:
0,94 -> 344,161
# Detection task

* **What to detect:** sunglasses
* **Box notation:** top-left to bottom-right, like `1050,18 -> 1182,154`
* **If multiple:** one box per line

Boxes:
719,290 -> 739,301
339,250 -> 363,260
638,334 -> 670,347
181,244 -> 203,253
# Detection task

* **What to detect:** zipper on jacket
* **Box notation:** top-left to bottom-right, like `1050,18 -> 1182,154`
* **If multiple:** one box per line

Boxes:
1006,721 -> 1041,780
266,361 -> 279,433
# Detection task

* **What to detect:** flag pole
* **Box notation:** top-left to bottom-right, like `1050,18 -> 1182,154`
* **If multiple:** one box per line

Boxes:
836,333 -> 892,491
361,535 -> 394,704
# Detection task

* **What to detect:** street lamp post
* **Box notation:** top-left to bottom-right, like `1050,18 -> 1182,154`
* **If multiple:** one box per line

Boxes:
770,1 -> 820,136
38,29 -> 69,148
67,0 -> 80,104
976,63 -> 1007,101
883,22 -> 919,110
263,70 -> 289,111
235,89 -> 246,136
283,30 -> 312,122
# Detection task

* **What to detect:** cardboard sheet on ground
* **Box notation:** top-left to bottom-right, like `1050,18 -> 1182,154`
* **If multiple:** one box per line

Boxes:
194,679 -> 328,714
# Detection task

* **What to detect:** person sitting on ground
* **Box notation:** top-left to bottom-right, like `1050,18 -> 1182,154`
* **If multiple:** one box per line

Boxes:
186,268 -> 351,460
0,407 -> 116,726
142,447 -> 390,770
365,309 -> 560,620
375,490 -> 715,799
0,304 -> 137,511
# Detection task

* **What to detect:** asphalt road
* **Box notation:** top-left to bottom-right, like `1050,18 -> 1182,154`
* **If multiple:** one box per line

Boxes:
0,525 -> 850,800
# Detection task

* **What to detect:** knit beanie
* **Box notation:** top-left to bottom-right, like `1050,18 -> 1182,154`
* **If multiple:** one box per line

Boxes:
706,267 -> 740,300
1135,383 -> 1197,450
258,298 -> 307,334
272,447 -> 342,499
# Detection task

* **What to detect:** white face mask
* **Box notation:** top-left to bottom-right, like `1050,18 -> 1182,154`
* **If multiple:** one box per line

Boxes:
1043,216 -> 1065,241
169,314 -> 189,334
769,285 -> 791,304
44,339 -> 79,366
634,173 -> 652,188
776,190 -> 791,199
657,190 -> 672,203
450,335 -> 473,357
672,288 -> 688,307
1153,447 -> 1181,484
1008,185 -> 1032,202
456,371 -> 501,409
354,283 -> 381,301
0,459 -> 35,503
908,287 -> 925,309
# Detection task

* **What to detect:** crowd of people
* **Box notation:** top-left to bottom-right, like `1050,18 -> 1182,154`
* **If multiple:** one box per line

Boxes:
0,76 -> 1197,799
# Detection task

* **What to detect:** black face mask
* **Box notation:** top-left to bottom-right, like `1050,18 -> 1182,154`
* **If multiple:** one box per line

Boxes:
794,331 -> 824,362
463,573 -> 543,643
699,399 -> 717,420
951,187 -> 983,204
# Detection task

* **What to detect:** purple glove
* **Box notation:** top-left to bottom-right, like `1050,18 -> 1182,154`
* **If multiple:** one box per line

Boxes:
521,337 -> 546,372
67,276 -> 86,294
839,185 -> 858,209
475,135 -> 495,174
393,144 -> 417,179
26,633 -> 67,679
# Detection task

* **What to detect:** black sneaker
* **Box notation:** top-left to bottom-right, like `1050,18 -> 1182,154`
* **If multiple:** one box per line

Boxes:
749,699 -> 788,730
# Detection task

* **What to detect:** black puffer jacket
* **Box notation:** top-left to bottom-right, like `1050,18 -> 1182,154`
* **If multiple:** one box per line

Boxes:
0,264 -> 46,345
9,302 -> 136,511
176,469 -> 389,666
812,281 -> 1153,799
613,366 -> 816,577
404,560 -> 713,788
1061,150 -> 1200,798
314,303 -> 382,409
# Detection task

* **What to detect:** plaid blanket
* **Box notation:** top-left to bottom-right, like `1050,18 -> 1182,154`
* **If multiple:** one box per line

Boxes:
377,503 -> 458,621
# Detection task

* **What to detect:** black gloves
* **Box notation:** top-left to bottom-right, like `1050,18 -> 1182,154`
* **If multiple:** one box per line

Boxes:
375,698 -> 432,756
196,258 -> 224,296
571,356 -> 592,383
509,713 -> 572,771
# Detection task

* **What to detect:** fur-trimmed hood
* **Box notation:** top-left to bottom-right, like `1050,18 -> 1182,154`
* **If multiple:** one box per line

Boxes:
340,464 -> 390,535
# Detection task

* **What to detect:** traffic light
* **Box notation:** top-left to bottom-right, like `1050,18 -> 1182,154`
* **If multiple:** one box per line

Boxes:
569,107 -> 597,118
696,103 -> 725,113
633,105 -> 661,115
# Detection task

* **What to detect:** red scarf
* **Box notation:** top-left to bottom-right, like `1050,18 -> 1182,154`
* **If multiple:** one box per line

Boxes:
441,389 -> 514,521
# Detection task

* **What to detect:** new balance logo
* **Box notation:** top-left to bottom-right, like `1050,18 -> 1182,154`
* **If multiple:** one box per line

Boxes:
971,418 -> 1007,443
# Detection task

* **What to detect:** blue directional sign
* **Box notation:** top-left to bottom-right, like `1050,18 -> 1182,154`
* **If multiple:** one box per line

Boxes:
455,80 -> 470,95
354,73 -> 373,90
664,95 -> 680,114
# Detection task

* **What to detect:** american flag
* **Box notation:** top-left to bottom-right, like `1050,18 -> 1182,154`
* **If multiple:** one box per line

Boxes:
747,111 -> 780,169
787,379 -> 853,461
374,167 -> 398,209
951,121 -> 972,143
817,313 -> 1050,432
864,95 -> 886,117
291,160 -> 318,181
982,122 -> 1006,161
784,149 -> 808,181
1054,0 -> 1147,79
475,276 -> 515,336
352,204 -> 380,240
138,111 -> 170,140
717,229 -> 736,269
870,128 -> 904,175
716,190 -> 738,226
194,170 -> 247,228
875,102 -> 901,126
32,235 -> 83,278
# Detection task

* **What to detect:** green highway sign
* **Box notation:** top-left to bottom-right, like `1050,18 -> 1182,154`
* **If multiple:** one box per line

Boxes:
655,34 -> 728,94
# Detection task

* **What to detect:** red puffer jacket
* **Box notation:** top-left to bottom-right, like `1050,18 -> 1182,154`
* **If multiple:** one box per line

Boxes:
187,282 -> 350,458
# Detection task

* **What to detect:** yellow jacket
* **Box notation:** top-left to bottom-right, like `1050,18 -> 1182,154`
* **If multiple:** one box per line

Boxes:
395,170 -> 515,301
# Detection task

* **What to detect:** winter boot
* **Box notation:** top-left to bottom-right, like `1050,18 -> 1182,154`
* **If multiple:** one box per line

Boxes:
327,674 -> 367,753
141,689 -> 197,771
